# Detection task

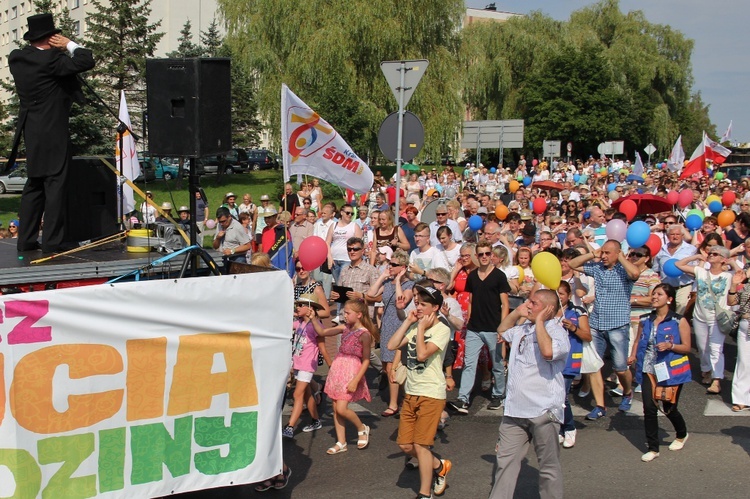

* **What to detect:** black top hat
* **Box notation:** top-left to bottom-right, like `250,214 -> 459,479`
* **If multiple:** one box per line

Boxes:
23,13 -> 62,41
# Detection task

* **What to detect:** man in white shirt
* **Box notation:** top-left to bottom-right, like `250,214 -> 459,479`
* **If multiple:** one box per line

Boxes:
409,223 -> 449,279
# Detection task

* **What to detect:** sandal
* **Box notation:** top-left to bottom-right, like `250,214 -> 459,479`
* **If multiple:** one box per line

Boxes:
254,479 -> 275,492
357,424 -> 370,449
326,441 -> 348,455
706,385 -> 722,395
732,404 -> 750,412
381,407 -> 399,417
273,467 -> 292,489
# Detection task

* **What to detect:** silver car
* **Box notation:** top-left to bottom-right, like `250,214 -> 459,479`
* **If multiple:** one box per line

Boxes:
0,167 -> 27,194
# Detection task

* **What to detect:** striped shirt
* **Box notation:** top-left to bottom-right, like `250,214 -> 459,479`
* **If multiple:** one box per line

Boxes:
583,261 -> 635,330
502,320 -> 569,421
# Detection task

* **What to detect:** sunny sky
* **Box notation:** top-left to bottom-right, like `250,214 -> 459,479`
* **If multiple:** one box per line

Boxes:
466,0 -> 750,144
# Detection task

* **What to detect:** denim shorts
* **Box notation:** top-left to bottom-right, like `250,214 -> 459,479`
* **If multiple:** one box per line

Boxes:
591,324 -> 629,372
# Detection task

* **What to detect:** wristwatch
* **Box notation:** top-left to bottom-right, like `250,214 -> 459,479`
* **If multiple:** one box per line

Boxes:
231,248 -> 235,255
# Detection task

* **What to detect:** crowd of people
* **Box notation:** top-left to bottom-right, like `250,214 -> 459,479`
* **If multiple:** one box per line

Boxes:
212,157 -> 748,498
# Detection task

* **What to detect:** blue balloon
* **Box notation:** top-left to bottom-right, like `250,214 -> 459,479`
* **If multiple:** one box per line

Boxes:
468,215 -> 484,231
685,214 -> 702,231
636,188 -> 644,194
573,174 -> 581,183
709,200 -> 723,214
663,258 -> 683,278
523,176 -> 532,187
608,183 -> 617,192
490,167 -> 497,173
626,221 -> 650,248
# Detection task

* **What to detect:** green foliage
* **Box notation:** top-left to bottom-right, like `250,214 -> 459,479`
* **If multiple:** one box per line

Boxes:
218,0 -> 465,162
167,20 -> 202,58
200,19 -> 223,57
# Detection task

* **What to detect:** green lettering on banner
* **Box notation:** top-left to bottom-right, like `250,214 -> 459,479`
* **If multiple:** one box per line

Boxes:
0,449 -> 41,499
194,411 -> 258,475
98,428 -> 126,493
38,434 -> 96,499
130,416 -> 192,485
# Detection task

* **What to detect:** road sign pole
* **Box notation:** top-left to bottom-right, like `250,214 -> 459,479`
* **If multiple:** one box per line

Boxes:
476,130 -> 482,176
395,62 -> 407,220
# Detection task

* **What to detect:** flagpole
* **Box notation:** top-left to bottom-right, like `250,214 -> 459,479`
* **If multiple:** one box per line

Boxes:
394,61 -> 406,222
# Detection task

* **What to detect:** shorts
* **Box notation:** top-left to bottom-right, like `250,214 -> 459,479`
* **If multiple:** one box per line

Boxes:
591,324 -> 629,372
397,394 -> 445,447
294,369 -> 314,383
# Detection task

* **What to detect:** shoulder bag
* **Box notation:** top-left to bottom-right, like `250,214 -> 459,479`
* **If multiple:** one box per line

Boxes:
706,273 -> 738,336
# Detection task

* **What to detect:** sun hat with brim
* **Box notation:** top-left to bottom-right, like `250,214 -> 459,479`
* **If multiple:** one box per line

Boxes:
295,293 -> 324,311
263,207 -> 278,217
24,14 -> 61,41
414,285 -> 444,307
177,206 -> 189,213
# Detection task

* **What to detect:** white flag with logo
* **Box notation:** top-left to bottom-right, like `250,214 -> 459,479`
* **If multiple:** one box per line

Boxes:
115,90 -> 141,215
281,84 -> 373,193
667,135 -> 685,173
633,152 -> 644,175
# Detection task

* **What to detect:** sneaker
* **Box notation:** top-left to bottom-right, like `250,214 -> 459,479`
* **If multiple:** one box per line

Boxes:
415,494 -> 433,499
634,384 -> 642,393
618,393 -> 633,412
449,400 -> 469,414
609,386 -> 624,397
577,388 -> 590,398
668,433 -> 688,451
302,419 -> 322,432
432,459 -> 452,496
585,406 -> 606,420
281,425 -> 294,439
487,397 -> 503,410
641,451 -> 659,462
558,434 -> 564,444
562,429 -> 577,448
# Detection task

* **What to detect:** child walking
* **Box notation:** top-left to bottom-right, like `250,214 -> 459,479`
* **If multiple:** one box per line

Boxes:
311,299 -> 375,454
283,294 -> 330,439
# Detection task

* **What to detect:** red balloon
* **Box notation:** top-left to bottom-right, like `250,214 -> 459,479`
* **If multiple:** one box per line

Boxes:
722,191 -> 736,207
618,199 -> 638,221
666,191 -> 679,205
532,198 -> 547,215
298,236 -> 328,271
677,189 -> 694,209
400,168 -> 406,176
645,234 -> 662,259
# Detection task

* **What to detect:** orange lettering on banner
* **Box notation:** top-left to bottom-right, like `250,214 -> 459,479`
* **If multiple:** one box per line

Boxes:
10,345 -> 124,434
126,337 -> 167,422
167,332 -> 257,416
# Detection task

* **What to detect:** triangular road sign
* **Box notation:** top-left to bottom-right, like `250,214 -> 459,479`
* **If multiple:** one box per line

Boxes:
380,59 -> 429,108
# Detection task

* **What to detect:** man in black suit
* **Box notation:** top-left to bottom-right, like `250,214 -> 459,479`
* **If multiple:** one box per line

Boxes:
8,13 -> 95,252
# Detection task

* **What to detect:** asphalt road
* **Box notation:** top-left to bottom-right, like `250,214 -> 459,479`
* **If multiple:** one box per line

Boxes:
176,334 -> 750,499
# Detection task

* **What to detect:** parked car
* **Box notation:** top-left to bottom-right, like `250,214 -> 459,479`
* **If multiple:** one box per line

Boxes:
0,166 -> 27,193
135,159 -> 157,182
246,149 -> 279,170
198,148 -> 250,174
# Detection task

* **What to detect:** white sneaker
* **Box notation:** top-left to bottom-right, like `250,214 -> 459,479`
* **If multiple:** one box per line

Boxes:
669,433 -> 688,451
558,434 -> 564,444
563,429 -> 577,448
641,451 -> 659,462
634,384 -> 642,393
577,388 -> 590,398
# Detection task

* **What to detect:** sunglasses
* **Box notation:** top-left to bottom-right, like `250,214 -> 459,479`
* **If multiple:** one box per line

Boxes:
342,211 -> 353,215
295,266 -> 304,271
436,212 -> 447,216
628,252 -> 646,258
347,246 -> 363,252
477,251 -> 492,257
389,262 -> 403,267
708,252 -> 723,257
550,221 -> 561,226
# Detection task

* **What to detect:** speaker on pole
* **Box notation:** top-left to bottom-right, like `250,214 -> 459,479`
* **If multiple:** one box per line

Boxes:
64,156 -> 119,242
146,58 -> 232,157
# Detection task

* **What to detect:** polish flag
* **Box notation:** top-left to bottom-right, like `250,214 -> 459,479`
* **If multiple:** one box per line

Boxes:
720,120 -> 732,143
680,132 -> 731,179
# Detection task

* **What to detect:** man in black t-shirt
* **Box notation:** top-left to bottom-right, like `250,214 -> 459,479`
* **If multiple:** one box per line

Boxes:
450,240 -> 510,413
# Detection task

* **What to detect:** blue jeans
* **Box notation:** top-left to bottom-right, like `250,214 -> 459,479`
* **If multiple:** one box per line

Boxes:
458,330 -> 506,402
591,324 -> 630,372
561,376 -> 575,433
331,259 -> 349,285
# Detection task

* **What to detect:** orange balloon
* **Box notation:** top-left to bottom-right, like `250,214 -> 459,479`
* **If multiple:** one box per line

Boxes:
509,180 -> 520,193
495,204 -> 509,220
718,210 -> 736,228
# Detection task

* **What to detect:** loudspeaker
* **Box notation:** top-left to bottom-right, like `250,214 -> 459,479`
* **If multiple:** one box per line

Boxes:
64,156 -> 118,242
146,58 -> 232,157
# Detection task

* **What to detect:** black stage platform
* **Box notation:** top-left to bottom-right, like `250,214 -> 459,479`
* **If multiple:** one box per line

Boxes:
0,237 -> 219,288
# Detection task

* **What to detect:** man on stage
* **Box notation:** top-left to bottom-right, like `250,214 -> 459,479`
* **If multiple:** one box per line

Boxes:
8,13 -> 95,252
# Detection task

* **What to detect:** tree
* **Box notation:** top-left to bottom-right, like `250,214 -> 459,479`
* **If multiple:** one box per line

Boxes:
167,20 -> 202,58
200,18 -> 223,57
218,0 -> 465,162
84,0 -> 164,150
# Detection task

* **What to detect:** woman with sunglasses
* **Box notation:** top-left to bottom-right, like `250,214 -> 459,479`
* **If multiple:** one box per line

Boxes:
294,260 -> 331,319
628,284 -> 691,462
7,219 -> 19,239
447,243 -> 479,372
370,210 -> 410,265
675,246 -> 733,395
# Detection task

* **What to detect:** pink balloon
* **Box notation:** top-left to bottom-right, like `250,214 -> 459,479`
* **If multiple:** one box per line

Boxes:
666,191 -> 679,205
298,236 -> 328,271
677,189 -> 694,209
532,159 -> 539,167
532,198 -> 547,215
605,219 -> 627,242
204,219 -> 216,229
400,169 -> 406,176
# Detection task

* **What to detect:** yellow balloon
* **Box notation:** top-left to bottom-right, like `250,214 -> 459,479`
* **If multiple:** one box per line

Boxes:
531,252 -> 562,290
515,265 -> 525,283
705,195 -> 721,205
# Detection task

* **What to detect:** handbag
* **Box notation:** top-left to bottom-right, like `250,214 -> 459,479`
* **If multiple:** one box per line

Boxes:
580,341 -> 604,374
646,373 -> 678,414
706,273 -> 738,336
392,358 -> 407,385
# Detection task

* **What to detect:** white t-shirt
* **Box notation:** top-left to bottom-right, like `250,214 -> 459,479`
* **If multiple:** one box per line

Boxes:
693,267 -> 732,323
410,246 -> 449,272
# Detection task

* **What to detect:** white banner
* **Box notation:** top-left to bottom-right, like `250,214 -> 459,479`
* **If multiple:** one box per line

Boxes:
115,91 -> 141,216
281,84 -> 373,193
0,272 -> 292,498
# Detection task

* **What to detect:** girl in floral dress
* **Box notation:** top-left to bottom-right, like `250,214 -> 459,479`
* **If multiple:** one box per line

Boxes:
311,299 -> 376,455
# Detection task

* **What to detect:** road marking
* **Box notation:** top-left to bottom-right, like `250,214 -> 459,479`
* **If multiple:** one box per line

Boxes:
704,398 -> 750,416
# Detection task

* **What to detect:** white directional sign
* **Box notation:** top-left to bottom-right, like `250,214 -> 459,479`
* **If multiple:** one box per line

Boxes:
644,143 -> 656,156
543,140 -> 561,157
597,141 -> 624,156
461,120 -> 524,149
380,60 -> 429,108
